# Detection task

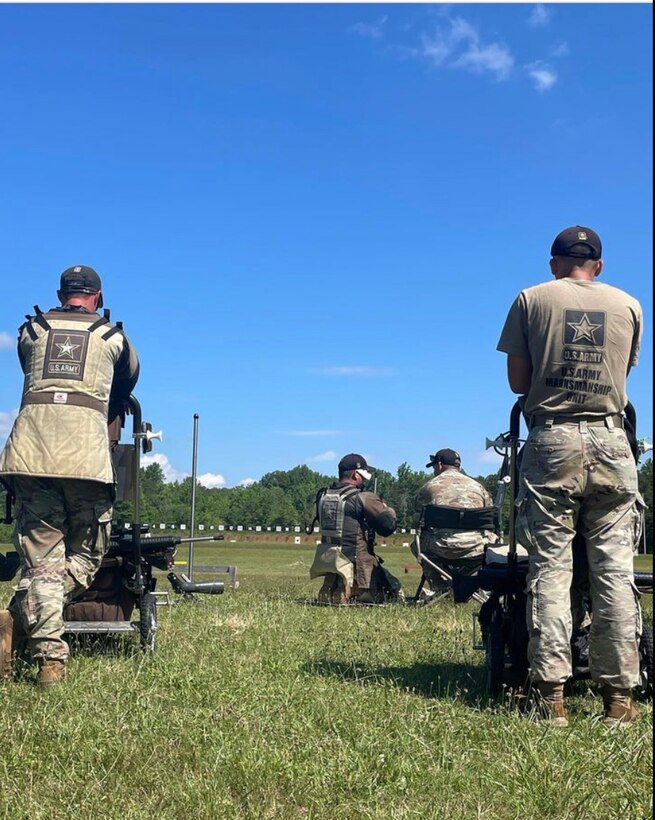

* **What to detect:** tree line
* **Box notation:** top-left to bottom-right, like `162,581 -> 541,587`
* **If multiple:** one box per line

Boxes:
117,457 -> 654,551
0,458 -> 652,550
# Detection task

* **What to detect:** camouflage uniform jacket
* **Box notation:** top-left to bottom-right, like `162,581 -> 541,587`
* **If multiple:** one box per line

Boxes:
417,469 -> 497,560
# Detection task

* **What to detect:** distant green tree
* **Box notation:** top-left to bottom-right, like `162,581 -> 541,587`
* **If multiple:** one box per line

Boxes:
265,486 -> 300,526
140,462 -> 169,525
202,486 -> 231,526
384,463 -> 430,529
474,473 -> 501,499
371,468 -> 395,504
168,478 -> 193,527
113,451 -> 653,545
260,464 -> 332,526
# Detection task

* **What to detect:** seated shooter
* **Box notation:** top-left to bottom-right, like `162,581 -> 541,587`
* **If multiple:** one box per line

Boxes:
413,449 -> 499,590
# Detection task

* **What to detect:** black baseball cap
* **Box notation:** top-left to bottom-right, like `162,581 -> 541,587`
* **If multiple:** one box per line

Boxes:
338,453 -> 374,480
550,226 -> 602,260
60,265 -> 102,295
426,448 -> 461,468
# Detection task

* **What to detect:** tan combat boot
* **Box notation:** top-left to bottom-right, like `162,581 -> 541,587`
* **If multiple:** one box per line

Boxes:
318,574 -> 336,604
602,687 -> 640,728
1,609 -> 22,682
331,576 -> 349,605
37,659 -> 66,688
535,682 -> 568,727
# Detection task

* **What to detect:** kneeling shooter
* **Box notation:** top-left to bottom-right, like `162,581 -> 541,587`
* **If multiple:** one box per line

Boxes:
310,454 -> 398,604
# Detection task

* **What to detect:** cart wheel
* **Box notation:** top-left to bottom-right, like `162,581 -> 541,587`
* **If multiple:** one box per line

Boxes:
636,625 -> 653,701
139,592 -> 158,653
486,606 -> 506,697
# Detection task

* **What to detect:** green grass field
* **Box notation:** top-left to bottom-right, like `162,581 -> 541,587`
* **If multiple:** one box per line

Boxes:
1,541 -> 652,819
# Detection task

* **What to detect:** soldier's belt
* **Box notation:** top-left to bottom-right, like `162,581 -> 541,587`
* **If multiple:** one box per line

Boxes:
21,391 -> 107,415
421,504 -> 498,531
530,413 -> 624,430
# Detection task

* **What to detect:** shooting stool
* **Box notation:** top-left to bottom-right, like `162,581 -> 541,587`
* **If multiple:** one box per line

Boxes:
152,590 -> 172,610
184,563 -> 239,588
412,503 -> 500,604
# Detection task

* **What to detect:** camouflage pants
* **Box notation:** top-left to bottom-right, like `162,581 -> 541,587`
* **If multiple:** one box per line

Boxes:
8,476 -> 113,662
517,422 -> 642,688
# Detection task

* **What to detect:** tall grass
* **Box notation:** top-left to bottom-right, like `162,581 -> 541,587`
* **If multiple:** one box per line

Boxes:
1,543 -> 652,819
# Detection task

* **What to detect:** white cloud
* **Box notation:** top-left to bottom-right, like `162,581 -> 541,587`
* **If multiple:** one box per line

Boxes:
312,366 -> 396,377
420,15 -> 514,81
551,42 -> 569,58
349,16 -> 388,40
142,455 -> 227,488
525,61 -> 557,92
308,450 -> 338,463
238,478 -> 256,487
287,430 -> 340,437
0,409 -> 18,440
452,42 -> 514,80
421,16 -> 478,66
198,472 -> 226,489
142,453 -> 189,483
0,332 -> 15,350
527,5 -> 551,28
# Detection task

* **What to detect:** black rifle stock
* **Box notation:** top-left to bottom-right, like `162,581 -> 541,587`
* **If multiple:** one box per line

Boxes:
108,527 -> 226,594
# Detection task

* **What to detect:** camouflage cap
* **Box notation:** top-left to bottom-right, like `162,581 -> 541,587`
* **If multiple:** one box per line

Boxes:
426,448 -> 461,468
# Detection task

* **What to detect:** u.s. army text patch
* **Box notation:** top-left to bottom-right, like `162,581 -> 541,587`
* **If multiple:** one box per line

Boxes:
43,330 -> 90,381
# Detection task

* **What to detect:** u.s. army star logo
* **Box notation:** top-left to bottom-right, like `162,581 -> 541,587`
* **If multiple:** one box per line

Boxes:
563,310 -> 606,348
55,336 -> 81,359
43,330 -> 89,381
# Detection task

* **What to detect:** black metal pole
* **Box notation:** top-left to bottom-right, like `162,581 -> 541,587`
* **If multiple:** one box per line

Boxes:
189,413 -> 199,580
508,400 -> 523,563
129,395 -> 144,593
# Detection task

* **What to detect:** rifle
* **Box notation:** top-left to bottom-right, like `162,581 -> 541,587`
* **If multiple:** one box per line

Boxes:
108,524 -> 226,596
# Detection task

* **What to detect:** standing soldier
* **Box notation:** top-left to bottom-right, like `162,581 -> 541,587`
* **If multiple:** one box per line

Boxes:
0,265 -> 139,686
414,448 -> 498,589
310,453 -> 398,604
497,226 -> 644,726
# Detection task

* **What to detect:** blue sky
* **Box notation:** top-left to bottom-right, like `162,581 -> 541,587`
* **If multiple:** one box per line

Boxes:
0,3 -> 652,488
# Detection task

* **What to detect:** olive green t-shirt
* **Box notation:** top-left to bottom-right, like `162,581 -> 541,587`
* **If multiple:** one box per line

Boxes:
497,279 -> 642,418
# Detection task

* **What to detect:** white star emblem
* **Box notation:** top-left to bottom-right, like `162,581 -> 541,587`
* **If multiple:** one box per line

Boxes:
55,336 -> 81,359
567,313 -> 602,344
